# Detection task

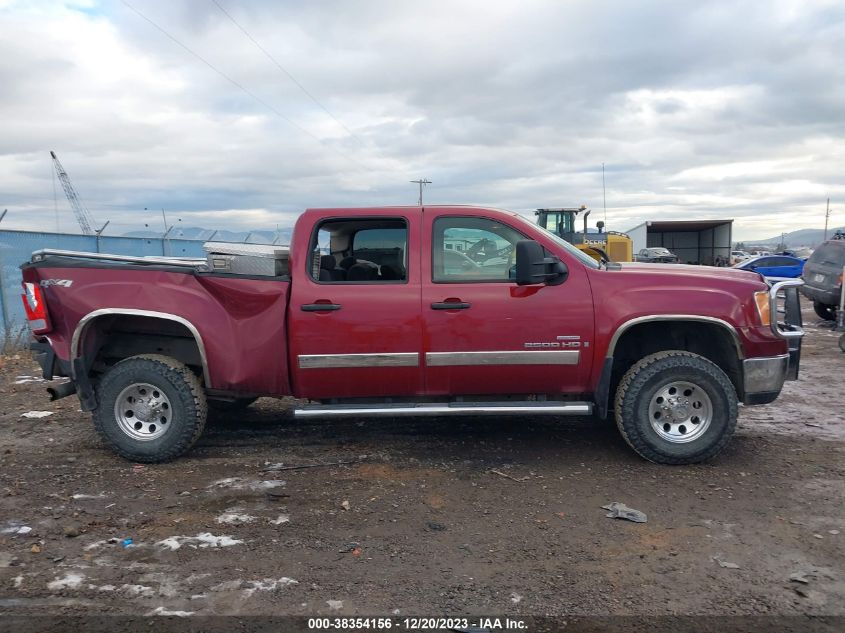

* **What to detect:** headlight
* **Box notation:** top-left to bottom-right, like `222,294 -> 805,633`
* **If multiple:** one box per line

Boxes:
754,290 -> 771,326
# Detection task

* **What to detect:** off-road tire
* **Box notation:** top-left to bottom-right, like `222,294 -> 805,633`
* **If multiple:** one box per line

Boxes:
93,355 -> 207,463
813,301 -> 836,321
208,397 -> 258,413
614,351 -> 737,465
839,334 -> 845,353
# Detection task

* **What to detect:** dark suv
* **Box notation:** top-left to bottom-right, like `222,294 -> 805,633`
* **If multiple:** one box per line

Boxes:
801,238 -> 845,320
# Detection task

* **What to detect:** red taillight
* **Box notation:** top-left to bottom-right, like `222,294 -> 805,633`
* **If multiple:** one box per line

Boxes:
21,282 -> 52,333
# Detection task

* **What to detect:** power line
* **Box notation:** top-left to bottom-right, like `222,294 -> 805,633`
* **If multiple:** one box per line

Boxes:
121,0 -> 366,172
211,0 -> 365,147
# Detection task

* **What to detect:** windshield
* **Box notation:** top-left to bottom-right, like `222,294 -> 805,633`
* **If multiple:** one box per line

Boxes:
510,213 -> 601,269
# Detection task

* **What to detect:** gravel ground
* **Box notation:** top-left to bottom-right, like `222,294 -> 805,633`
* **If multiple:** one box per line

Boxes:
0,306 -> 843,618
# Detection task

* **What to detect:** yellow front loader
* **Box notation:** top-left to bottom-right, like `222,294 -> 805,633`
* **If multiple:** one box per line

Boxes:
535,206 -> 633,263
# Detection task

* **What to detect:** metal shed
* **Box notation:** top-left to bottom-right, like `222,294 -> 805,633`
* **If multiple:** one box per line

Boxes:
627,219 -> 733,266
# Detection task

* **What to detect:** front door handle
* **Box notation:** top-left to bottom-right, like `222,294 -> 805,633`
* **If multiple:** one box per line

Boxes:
301,303 -> 342,312
431,301 -> 471,310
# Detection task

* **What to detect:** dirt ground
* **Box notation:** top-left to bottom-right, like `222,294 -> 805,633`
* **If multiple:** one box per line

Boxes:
0,306 -> 843,620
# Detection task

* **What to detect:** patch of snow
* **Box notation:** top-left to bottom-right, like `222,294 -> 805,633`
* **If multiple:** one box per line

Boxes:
216,511 -> 256,525
211,579 -> 243,592
327,599 -> 344,611
243,577 -> 298,596
156,533 -> 244,551
47,572 -> 85,591
72,493 -> 107,500
21,411 -> 54,419
208,478 -> 286,491
83,540 -> 109,551
147,606 -> 194,617
269,514 -> 290,525
14,376 -> 47,385
120,584 -> 154,597
13,575 -> 23,589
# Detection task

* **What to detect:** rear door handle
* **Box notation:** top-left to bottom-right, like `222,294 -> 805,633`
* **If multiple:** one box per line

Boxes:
431,301 -> 471,310
301,303 -> 342,312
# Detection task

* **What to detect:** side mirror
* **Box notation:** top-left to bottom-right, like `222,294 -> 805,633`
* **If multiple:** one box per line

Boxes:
515,240 -> 568,286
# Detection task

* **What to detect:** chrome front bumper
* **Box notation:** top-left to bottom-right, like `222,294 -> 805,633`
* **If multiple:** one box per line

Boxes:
742,280 -> 805,405
742,354 -> 789,404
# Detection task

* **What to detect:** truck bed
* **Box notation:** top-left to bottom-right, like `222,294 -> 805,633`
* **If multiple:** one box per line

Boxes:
21,249 -> 293,398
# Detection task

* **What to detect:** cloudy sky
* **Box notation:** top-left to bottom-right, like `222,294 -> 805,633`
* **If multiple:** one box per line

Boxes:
1,0 -> 843,240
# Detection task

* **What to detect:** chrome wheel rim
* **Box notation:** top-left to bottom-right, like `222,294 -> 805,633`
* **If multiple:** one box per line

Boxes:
114,383 -> 172,441
648,380 -> 712,443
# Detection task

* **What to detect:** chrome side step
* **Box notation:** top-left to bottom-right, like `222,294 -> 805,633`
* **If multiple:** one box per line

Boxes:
293,401 -> 593,419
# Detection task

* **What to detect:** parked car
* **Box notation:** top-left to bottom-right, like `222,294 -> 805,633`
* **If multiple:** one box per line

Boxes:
801,238 -> 845,320
733,255 -> 805,279
636,247 -> 679,263
749,250 -> 773,257
730,250 -> 751,265
21,205 -> 804,466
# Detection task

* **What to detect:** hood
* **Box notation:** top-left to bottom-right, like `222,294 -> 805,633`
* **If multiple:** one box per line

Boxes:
609,262 -> 768,289
615,261 -> 764,282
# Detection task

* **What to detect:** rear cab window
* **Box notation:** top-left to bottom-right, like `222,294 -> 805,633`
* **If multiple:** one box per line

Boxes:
309,218 -> 408,283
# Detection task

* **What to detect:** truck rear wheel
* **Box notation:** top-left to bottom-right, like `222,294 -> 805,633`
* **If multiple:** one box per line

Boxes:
614,351 -> 737,464
93,355 -> 207,463
813,301 -> 836,321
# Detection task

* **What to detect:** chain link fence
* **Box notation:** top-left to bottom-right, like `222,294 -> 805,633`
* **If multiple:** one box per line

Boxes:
0,229 -> 253,348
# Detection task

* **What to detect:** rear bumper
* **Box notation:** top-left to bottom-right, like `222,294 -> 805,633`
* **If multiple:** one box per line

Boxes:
742,354 -> 789,405
800,283 -> 841,306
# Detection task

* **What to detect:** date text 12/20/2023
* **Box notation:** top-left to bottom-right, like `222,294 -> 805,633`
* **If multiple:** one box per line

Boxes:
307,617 -> 528,630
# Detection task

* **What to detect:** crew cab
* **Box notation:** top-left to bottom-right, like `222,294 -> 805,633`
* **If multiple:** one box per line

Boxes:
20,206 -> 805,465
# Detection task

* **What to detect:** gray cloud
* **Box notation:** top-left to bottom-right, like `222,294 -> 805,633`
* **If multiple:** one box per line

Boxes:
0,0 -> 843,240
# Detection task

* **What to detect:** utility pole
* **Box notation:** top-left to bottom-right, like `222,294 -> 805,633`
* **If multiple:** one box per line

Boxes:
0,210 -> 7,335
602,163 -> 607,229
824,198 -> 831,241
410,178 -> 431,206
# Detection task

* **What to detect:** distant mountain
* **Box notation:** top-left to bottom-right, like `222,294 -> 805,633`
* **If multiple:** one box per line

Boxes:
123,226 -> 294,245
747,226 -> 845,248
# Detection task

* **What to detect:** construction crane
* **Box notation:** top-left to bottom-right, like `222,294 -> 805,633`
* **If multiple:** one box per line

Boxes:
50,151 -> 97,235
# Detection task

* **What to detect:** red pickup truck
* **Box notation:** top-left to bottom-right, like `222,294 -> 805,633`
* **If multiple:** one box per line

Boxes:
20,205 -> 804,465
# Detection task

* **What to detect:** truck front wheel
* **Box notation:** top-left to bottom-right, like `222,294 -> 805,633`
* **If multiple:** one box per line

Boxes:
614,351 -> 737,464
92,355 -> 207,463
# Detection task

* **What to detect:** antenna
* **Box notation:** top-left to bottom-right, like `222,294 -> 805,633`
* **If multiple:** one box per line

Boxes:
410,178 -> 432,205
602,163 -> 607,229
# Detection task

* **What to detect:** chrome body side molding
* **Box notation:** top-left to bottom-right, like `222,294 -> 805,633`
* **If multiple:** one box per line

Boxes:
298,353 -> 419,369
70,308 -> 212,387
425,350 -> 579,366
